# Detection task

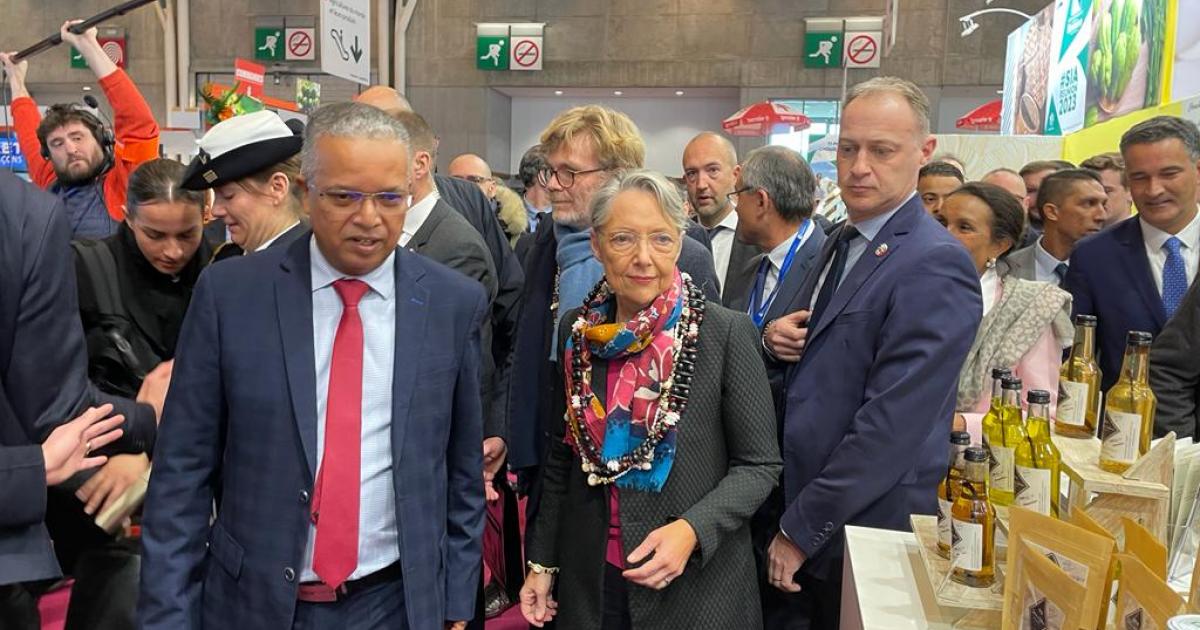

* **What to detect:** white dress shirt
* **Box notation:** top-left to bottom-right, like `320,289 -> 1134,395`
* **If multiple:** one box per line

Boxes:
1141,209 -> 1200,295
1033,236 -> 1068,284
400,189 -> 441,247
980,266 -> 999,316
707,210 -> 739,294
301,239 -> 400,582
760,221 -> 817,305
809,192 -> 914,307
255,221 -> 301,252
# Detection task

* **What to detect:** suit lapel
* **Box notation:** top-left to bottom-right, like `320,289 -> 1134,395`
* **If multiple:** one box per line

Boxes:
787,224 -> 841,319
406,201 -> 449,252
276,236 -> 320,479
390,250 -> 429,467
809,198 -> 919,343
1116,219 -> 1168,328
766,227 -> 827,323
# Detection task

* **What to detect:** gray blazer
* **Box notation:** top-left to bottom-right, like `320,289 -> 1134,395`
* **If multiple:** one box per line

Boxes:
1151,280 -> 1200,439
527,303 -> 781,630
1003,244 -> 1039,281
407,199 -> 502,437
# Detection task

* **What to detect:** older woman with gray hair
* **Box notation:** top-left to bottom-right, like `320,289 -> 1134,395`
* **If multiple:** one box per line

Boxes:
519,168 -> 781,630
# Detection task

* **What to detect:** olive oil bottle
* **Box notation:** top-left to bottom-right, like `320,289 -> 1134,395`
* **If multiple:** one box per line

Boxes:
937,431 -> 972,558
980,367 -> 1012,456
1056,314 -> 1102,438
1099,331 -> 1157,474
987,376 -> 1026,506
1014,389 -> 1062,517
951,446 -> 996,588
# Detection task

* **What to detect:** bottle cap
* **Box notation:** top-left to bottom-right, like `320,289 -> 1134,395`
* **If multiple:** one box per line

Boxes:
991,367 -> 1013,379
951,431 -> 971,445
1074,314 -> 1097,326
1001,375 -> 1023,390
965,446 -> 988,462
1127,330 -> 1153,346
1027,389 -> 1051,404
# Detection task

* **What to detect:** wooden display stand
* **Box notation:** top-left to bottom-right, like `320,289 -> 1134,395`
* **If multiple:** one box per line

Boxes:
910,514 -> 1006,613
1052,432 -> 1175,542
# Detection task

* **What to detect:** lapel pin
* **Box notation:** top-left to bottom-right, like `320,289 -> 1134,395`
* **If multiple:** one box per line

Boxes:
875,243 -> 889,257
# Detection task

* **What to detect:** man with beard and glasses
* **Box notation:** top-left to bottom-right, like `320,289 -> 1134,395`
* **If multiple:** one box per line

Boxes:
2,20 -> 160,240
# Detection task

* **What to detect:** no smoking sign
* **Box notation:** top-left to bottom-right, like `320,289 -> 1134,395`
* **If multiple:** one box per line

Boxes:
844,31 -> 881,68
510,35 -> 542,71
285,27 -> 316,61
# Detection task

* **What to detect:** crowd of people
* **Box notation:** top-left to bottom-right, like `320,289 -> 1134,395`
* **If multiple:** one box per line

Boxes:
2,20 -> 1200,630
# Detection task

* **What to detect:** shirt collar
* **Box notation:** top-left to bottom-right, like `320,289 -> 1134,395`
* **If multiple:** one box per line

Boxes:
403,189 -> 441,241
713,209 -> 739,233
309,236 -> 396,301
524,197 -> 549,216
1033,235 -> 1066,271
1140,207 -> 1200,251
256,221 -> 301,252
766,221 -> 813,270
848,191 -> 915,243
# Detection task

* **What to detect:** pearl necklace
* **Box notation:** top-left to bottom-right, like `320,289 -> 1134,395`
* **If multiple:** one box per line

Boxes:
565,276 -> 706,487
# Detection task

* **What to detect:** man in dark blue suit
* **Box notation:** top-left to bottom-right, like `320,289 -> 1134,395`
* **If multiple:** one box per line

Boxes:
726,145 -> 828,629
139,103 -> 487,630
765,78 -> 982,630
1065,116 -> 1200,393
0,170 -> 161,626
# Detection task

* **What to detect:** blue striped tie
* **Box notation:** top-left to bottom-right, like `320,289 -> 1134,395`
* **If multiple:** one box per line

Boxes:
1162,236 -> 1187,317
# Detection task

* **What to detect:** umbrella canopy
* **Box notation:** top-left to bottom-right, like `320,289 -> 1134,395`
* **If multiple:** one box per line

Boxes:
955,100 -> 1002,131
722,101 -> 812,137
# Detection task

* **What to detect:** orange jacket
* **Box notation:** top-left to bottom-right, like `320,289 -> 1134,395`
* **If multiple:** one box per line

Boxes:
11,69 -> 160,222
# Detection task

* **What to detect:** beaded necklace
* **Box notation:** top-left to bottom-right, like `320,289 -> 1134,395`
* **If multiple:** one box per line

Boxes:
565,275 -> 706,486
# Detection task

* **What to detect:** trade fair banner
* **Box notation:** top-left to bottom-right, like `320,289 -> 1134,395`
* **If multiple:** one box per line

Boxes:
1171,0 -> 1199,101
1046,0 -> 1095,134
1084,0 -> 1169,125
1001,5 -> 1055,135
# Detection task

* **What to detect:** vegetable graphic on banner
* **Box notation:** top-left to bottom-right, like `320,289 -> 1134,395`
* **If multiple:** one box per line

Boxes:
1046,0 -> 1094,135
1084,0 -> 1167,124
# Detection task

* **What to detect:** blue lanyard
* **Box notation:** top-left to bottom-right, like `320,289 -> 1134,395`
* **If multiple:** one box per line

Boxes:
749,219 -> 812,328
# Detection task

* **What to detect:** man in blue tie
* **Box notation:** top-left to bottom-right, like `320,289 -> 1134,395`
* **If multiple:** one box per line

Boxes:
1004,169 -> 1108,286
765,77 -> 981,629
1065,116 -> 1200,393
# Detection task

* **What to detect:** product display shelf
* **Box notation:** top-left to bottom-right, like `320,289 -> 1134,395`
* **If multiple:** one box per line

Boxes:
909,514 -> 1006,612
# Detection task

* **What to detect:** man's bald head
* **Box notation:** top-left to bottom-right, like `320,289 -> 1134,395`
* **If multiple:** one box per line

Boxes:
682,131 -> 739,227
355,86 -> 413,116
448,153 -> 497,199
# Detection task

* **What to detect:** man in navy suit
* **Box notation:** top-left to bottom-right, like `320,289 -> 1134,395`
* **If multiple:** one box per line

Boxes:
139,103 -> 487,630
727,145 -> 828,629
1065,116 -> 1200,393
766,78 -> 982,630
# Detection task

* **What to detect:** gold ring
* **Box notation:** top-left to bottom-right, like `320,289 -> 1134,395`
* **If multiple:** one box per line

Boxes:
85,440 -> 92,454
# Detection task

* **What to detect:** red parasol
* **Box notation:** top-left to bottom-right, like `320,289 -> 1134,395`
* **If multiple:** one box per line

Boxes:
955,100 -> 1002,131
722,101 -> 812,137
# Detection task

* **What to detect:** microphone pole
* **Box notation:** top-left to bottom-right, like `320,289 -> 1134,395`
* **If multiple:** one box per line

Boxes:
11,0 -> 160,61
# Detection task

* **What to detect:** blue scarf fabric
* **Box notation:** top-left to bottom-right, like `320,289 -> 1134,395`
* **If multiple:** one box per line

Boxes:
551,223 -> 604,360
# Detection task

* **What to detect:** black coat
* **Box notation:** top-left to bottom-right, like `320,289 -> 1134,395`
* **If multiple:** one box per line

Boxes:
1151,279 -> 1200,439
525,304 -> 781,630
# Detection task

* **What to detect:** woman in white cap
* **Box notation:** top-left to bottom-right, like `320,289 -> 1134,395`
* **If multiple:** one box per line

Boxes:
181,111 -> 307,260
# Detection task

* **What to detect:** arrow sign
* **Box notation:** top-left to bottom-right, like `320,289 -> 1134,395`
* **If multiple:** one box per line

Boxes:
321,0 -> 370,85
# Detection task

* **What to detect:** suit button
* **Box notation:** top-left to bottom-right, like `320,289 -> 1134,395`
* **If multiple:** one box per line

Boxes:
283,567 -> 296,582
824,521 -> 834,530
299,490 -> 310,504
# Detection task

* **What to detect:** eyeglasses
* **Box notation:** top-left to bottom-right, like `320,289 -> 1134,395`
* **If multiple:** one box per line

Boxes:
452,174 -> 491,185
310,187 -> 412,214
537,166 -> 607,189
726,186 -> 754,203
602,230 -> 679,254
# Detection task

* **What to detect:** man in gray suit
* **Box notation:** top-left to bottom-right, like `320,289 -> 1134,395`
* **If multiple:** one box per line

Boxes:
1151,280 -> 1200,439
1004,169 -> 1108,286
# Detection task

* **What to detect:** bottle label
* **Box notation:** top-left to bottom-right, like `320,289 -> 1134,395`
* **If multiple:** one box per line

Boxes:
1014,465 -> 1052,515
951,519 -> 985,572
1100,409 -> 1143,465
1056,379 -> 1089,426
990,446 -> 1015,492
938,498 -> 952,549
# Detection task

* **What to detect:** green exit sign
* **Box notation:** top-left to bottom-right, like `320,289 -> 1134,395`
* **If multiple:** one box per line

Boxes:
804,32 -> 843,69
255,27 -> 285,61
476,35 -> 508,71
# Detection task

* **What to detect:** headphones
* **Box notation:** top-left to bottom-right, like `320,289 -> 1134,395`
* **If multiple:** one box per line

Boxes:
38,102 -> 115,173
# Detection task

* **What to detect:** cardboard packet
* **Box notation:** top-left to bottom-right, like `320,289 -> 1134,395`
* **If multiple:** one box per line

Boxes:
1116,553 -> 1186,629
1006,507 -> 1114,629
1123,517 -> 1168,579
1070,508 -> 1120,628
1003,542 -> 1086,630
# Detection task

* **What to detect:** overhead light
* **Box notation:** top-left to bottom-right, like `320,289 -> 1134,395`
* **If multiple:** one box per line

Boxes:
675,90 -> 684,96
554,90 -> 563,95
613,90 -> 623,96
82,86 -> 92,91
960,18 -> 980,37
958,8 -> 1033,37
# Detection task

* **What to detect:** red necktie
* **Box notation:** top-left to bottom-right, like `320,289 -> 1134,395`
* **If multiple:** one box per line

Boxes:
311,278 -> 370,589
